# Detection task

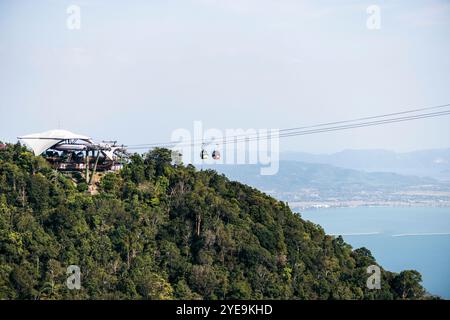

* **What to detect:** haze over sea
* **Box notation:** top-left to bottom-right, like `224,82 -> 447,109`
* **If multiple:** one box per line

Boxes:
301,206 -> 450,299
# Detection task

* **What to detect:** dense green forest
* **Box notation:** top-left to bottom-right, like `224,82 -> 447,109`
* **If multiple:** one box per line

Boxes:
0,143 -> 431,299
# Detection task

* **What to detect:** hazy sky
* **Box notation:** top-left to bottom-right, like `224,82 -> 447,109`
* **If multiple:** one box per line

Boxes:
1,0 -> 449,153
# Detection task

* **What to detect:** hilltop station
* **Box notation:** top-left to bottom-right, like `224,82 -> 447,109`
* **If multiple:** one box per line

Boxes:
18,129 -> 128,184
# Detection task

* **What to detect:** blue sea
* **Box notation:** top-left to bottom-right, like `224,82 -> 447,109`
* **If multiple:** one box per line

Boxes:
301,206 -> 450,299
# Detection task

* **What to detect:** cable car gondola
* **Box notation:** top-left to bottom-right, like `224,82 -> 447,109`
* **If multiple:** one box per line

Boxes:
200,149 -> 209,160
200,142 -> 209,160
212,150 -> 220,160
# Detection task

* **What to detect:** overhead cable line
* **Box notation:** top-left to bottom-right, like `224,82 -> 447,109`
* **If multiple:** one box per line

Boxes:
126,103 -> 450,150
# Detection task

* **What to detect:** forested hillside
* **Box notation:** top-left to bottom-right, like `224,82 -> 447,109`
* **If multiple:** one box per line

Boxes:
0,143 -> 429,299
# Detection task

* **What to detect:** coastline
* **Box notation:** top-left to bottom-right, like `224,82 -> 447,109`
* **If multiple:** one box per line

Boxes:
289,201 -> 450,211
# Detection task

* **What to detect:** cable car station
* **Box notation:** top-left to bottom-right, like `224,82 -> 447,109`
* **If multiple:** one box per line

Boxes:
18,129 -> 128,185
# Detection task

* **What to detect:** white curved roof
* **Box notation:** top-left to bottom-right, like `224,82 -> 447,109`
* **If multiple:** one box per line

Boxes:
18,129 -> 92,155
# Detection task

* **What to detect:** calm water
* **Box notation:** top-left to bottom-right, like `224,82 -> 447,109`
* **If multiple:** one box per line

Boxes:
301,206 -> 450,299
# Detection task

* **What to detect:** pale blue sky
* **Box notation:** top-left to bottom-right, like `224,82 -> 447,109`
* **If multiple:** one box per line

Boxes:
1,0 -> 449,152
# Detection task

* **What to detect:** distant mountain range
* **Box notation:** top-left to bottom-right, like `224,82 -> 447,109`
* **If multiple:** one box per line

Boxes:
203,161 -> 443,194
201,158 -> 450,208
281,149 -> 450,181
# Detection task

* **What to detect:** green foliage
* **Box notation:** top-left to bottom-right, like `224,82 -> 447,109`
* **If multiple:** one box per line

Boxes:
77,182 -> 89,193
392,270 -> 425,299
0,145 -> 432,300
